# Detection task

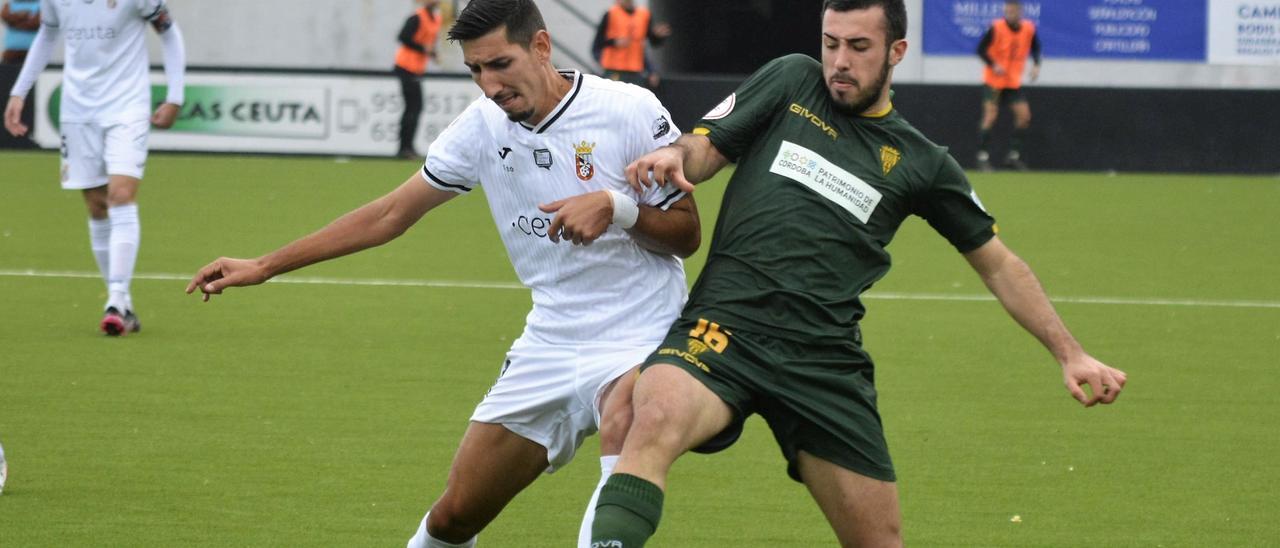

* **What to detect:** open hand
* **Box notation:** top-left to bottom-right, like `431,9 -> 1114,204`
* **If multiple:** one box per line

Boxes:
625,146 -> 691,194
186,257 -> 270,302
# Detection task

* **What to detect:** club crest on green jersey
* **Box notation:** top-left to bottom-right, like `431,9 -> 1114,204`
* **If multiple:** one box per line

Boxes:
881,145 -> 900,175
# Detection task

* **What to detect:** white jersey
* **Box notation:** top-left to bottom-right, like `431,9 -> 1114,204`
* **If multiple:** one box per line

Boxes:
40,0 -> 166,124
424,71 -> 687,345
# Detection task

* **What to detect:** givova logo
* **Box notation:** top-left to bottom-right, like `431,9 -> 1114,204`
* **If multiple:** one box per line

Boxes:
45,85 -> 328,139
591,541 -> 624,548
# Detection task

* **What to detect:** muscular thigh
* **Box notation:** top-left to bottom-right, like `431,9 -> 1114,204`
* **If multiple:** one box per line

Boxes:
797,450 -> 902,548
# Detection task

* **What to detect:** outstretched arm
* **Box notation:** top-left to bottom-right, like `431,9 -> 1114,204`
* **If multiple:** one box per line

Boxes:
626,133 -> 730,194
964,236 -> 1127,406
148,7 -> 185,128
187,171 -> 455,300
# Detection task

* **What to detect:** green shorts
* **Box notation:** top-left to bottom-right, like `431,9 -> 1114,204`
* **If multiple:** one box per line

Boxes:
643,315 -> 895,482
984,85 -> 1028,106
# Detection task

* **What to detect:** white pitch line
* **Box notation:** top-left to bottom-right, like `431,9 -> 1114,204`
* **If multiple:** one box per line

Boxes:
2,268 -> 1278,309
0,268 -> 526,291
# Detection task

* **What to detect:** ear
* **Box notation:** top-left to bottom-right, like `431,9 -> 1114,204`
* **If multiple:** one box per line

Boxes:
888,39 -> 908,67
532,29 -> 552,63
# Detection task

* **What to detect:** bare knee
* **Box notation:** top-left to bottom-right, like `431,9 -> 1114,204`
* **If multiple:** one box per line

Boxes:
82,189 -> 108,219
106,186 -> 136,207
628,397 -> 690,454
847,519 -> 902,548
980,103 -> 998,128
105,176 -> 140,207
1014,106 -> 1032,128
427,496 -> 485,543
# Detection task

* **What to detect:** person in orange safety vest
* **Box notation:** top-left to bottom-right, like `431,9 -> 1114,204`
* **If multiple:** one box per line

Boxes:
394,0 -> 443,159
976,0 -> 1040,171
591,0 -> 670,88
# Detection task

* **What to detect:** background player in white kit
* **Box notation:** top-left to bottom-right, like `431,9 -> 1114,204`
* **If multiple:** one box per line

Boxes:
5,0 -> 186,336
0,439 -> 7,495
185,1 -> 698,546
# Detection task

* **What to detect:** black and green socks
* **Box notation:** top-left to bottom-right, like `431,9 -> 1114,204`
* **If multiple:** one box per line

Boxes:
978,127 -> 992,154
590,473 -> 665,548
1009,127 -> 1027,158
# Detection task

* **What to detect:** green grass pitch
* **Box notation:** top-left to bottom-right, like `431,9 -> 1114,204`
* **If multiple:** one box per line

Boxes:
1,150 -> 1278,546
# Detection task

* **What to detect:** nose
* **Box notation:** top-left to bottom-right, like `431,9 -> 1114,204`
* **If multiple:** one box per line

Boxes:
833,46 -> 855,72
474,70 -> 503,99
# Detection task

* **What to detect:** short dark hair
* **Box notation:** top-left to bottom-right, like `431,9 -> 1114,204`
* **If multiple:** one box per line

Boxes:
822,0 -> 907,43
447,0 -> 546,46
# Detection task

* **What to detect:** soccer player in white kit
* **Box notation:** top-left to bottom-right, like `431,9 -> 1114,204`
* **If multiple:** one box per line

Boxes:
185,1 -> 698,546
4,0 -> 186,335
0,439 -> 7,495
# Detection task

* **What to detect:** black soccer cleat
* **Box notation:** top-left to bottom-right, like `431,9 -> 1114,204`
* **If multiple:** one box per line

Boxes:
100,307 -> 141,336
1004,152 -> 1029,172
976,151 -> 994,173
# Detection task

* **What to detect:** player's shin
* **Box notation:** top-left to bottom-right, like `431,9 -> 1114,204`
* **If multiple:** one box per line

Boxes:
106,204 -> 140,310
407,512 -> 476,548
590,473 -> 664,548
88,217 -> 111,286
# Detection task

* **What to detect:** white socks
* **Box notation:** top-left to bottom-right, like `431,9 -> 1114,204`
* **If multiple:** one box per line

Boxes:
88,217 -> 112,284
404,454 -> 619,548
105,204 -> 140,311
577,455 -> 619,548
406,512 -> 477,548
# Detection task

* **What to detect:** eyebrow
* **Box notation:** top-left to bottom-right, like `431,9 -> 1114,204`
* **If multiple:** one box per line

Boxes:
464,56 -> 512,71
822,32 -> 873,45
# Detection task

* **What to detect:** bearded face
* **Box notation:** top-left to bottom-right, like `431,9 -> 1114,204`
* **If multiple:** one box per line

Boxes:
820,6 -> 905,116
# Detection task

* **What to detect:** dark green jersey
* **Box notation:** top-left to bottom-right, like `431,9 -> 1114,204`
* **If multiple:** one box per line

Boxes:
689,54 -> 996,344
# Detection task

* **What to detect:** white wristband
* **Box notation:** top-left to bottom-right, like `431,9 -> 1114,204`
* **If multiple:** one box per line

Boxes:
606,189 -> 640,229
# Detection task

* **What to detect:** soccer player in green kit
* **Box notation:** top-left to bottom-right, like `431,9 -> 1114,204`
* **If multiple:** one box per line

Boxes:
588,1 -> 1128,546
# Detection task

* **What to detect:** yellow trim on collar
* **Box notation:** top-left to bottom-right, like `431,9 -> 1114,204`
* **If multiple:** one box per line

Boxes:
862,102 -> 893,118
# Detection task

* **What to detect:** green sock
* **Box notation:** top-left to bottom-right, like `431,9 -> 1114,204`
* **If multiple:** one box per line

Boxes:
590,473 -> 664,548
1009,127 -> 1026,157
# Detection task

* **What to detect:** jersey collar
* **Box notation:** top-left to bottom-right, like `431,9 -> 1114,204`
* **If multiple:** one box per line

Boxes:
518,70 -> 584,134
860,102 -> 894,118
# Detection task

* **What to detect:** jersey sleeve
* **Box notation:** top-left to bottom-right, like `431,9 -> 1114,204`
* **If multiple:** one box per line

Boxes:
626,89 -> 685,210
915,154 -> 997,253
693,54 -> 802,162
137,0 -> 166,20
422,97 -> 486,194
38,0 -> 57,27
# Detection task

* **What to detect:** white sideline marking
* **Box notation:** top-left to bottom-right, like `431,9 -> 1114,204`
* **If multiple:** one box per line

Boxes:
0,268 -> 526,291
2,268 -> 1278,310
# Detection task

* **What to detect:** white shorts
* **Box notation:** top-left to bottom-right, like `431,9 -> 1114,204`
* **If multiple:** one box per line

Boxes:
59,119 -> 151,190
470,335 -> 656,472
